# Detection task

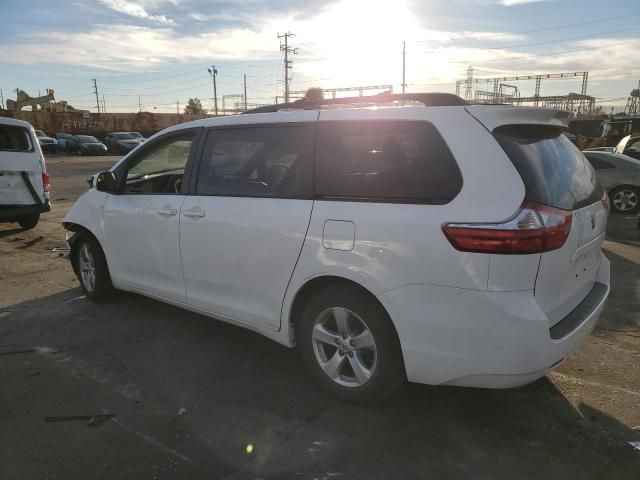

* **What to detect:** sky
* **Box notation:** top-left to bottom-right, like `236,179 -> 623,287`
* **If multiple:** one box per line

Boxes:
1,0 -> 639,113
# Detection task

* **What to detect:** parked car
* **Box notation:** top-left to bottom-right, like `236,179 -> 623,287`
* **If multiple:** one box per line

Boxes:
63,94 -> 610,402
584,146 -> 615,153
0,118 -> 50,229
103,132 -> 144,154
66,135 -> 108,156
583,151 -> 640,213
52,132 -> 73,151
130,132 -> 146,141
34,129 -> 57,154
612,135 -> 640,160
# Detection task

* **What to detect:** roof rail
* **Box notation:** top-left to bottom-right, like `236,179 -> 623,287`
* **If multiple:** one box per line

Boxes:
243,92 -> 468,114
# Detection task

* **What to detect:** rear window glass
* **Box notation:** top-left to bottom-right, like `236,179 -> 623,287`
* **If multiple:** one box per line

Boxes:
315,121 -> 462,203
494,125 -> 602,210
0,125 -> 32,152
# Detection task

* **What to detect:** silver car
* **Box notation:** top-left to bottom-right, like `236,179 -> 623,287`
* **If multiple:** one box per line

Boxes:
583,151 -> 640,213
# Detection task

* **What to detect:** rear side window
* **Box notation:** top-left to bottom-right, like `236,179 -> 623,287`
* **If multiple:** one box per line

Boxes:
196,125 -> 312,198
584,153 -> 614,170
494,125 -> 602,210
315,121 -> 462,203
0,125 -> 32,152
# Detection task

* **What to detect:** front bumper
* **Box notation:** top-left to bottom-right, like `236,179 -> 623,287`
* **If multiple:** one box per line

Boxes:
377,254 -> 610,388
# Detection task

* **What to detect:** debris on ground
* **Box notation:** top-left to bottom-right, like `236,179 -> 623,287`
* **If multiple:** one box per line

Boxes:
45,414 -> 115,427
177,408 -> 187,416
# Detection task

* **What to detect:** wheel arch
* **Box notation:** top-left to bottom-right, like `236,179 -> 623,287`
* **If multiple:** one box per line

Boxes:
63,222 -> 108,274
287,275 -> 402,352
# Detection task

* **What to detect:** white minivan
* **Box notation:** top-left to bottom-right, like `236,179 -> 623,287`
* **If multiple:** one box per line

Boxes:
0,117 -> 51,229
63,93 -> 610,402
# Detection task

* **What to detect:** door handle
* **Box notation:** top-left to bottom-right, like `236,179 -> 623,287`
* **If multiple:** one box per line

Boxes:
157,208 -> 177,216
182,209 -> 206,218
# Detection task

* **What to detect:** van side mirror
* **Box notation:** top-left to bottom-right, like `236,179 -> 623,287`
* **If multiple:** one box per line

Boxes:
95,171 -> 118,193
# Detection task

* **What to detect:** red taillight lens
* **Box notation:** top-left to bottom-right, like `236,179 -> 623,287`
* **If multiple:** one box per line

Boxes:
442,202 -> 572,254
42,172 -> 50,192
601,190 -> 610,215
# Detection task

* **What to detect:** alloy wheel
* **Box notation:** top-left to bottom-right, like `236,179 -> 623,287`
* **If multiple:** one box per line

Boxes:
311,307 -> 377,387
78,243 -> 96,293
613,189 -> 638,212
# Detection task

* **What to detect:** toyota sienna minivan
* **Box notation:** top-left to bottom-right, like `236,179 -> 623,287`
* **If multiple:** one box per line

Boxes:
63,93 -> 610,402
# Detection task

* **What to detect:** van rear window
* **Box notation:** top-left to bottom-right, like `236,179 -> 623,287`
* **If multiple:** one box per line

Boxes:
0,125 -> 32,152
494,125 -> 602,211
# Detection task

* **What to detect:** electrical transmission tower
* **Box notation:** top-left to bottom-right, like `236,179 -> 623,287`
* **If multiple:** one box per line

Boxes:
92,78 -> 101,114
278,32 -> 297,103
625,80 -> 640,116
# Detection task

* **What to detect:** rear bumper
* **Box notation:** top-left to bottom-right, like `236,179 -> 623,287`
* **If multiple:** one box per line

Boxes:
378,253 -> 610,388
0,202 -> 51,221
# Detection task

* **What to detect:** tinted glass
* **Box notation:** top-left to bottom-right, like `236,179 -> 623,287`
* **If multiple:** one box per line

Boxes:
584,153 -> 614,170
196,126 -> 309,198
0,125 -> 31,151
115,133 -> 135,139
315,121 -> 462,203
77,135 -> 99,143
494,125 -> 602,210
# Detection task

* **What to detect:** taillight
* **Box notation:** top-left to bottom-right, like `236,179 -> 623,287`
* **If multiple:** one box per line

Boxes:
601,190 -> 610,215
42,172 -> 50,193
442,202 -> 572,254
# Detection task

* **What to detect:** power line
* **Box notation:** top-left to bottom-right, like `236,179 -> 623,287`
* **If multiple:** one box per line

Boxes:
419,25 -> 638,54
414,11 -> 640,43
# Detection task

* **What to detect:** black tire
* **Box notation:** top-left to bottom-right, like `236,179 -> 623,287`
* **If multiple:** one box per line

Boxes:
72,234 -> 114,302
609,185 -> 639,213
18,214 -> 39,230
298,284 -> 405,403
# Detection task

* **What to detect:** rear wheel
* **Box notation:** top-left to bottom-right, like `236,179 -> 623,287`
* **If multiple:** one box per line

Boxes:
610,186 -> 638,213
72,234 -> 114,302
18,214 -> 39,230
298,284 -> 405,402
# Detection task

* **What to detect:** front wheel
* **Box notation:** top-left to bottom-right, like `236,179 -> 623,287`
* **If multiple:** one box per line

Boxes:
610,186 -> 639,213
298,284 -> 405,402
72,234 -> 114,302
18,214 -> 39,230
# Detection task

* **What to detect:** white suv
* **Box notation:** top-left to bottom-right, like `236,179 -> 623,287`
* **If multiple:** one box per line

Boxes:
1,117 -> 51,229
63,94 -> 610,402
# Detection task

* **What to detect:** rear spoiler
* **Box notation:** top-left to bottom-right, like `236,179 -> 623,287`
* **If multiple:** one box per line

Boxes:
465,106 -> 573,132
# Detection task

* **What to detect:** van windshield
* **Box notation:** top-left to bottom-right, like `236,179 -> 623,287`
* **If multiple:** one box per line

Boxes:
494,125 -> 602,210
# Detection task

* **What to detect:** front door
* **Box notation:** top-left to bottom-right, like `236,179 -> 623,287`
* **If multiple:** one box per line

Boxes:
103,131 -> 197,303
180,122 -> 315,330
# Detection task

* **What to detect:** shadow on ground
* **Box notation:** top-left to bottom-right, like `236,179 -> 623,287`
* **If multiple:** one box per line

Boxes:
1,289 -> 639,480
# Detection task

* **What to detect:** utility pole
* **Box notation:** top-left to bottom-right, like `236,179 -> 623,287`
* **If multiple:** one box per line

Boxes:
102,94 -> 106,114
138,96 -> 142,113
177,99 -> 180,114
278,32 -> 297,103
0,89 -> 4,110
402,41 -> 406,95
92,79 -> 100,114
243,74 -> 248,110
207,66 -> 218,116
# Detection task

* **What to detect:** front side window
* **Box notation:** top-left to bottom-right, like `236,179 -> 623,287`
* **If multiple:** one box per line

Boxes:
123,133 -> 194,194
196,126 -> 310,198
0,125 -> 32,152
315,121 -> 462,203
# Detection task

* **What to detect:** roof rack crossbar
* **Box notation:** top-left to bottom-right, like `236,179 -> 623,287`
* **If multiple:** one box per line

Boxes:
243,92 -> 467,114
